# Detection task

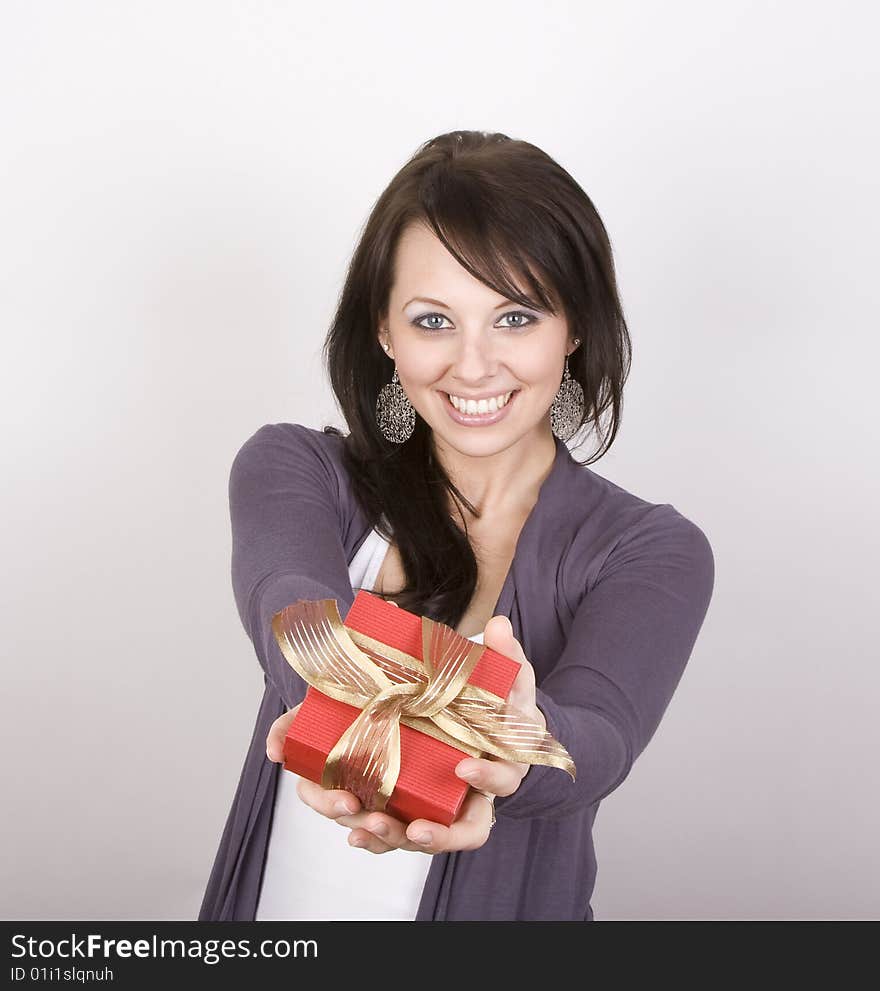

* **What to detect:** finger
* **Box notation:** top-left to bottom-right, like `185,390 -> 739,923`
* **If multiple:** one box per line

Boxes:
333,809 -> 426,853
454,756 -> 526,798
266,703 -> 302,762
347,827 -> 396,855
482,615 -> 527,663
295,775 -> 362,819
360,812 -> 423,851
482,616 -> 538,712
315,801 -> 415,845
507,661 -> 538,714
405,791 -> 493,853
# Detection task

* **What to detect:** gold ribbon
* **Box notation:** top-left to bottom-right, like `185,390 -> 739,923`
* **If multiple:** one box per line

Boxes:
271,598 -> 577,814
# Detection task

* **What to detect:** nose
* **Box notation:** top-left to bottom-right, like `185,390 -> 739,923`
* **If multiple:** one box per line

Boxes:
449,329 -> 499,385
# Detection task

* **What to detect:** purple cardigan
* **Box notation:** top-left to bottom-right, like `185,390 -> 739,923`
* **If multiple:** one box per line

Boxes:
198,423 -> 714,921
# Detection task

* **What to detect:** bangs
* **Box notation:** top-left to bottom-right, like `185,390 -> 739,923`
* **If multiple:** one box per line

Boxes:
417,169 -> 561,317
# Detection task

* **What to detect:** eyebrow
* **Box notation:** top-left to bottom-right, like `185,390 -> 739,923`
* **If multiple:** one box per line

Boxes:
403,296 -> 521,312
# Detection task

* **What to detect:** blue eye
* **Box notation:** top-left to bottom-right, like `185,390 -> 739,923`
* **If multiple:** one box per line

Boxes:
412,312 -> 452,331
498,311 -> 537,329
411,311 -> 538,332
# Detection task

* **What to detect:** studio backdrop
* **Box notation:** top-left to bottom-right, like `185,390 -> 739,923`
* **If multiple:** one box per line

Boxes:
1,0 -> 877,921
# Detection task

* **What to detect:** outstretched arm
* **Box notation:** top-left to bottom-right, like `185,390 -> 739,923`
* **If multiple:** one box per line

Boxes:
493,504 -> 715,821
228,423 -> 357,710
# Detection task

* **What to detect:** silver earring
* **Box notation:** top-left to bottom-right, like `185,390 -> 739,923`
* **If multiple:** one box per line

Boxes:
550,349 -> 585,442
376,364 -> 416,443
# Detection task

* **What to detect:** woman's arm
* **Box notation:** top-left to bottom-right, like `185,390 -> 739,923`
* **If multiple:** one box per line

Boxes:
228,423 -> 357,710
493,504 -> 715,821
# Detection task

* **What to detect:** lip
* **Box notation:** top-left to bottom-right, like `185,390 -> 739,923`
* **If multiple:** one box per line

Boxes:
439,389 -> 520,427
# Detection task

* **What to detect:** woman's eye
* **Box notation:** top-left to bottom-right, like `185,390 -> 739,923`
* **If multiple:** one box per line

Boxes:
412,312 -> 452,331
497,311 -> 537,329
411,310 -> 537,332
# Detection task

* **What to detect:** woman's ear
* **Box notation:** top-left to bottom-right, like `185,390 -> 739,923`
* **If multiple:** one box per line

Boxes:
377,327 -> 393,359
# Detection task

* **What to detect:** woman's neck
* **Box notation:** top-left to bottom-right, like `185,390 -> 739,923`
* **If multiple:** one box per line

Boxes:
433,426 -> 558,520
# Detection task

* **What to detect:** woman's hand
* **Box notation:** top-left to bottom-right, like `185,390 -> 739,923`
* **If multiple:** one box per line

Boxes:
264,614 -> 545,855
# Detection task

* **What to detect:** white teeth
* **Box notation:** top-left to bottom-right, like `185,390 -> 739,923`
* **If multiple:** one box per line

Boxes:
448,391 -> 513,414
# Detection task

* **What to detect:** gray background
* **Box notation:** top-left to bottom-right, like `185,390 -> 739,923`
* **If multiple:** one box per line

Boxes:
2,0 -> 877,921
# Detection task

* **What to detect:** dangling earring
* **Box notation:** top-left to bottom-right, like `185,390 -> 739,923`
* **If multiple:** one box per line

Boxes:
550,341 -> 584,442
376,347 -> 416,443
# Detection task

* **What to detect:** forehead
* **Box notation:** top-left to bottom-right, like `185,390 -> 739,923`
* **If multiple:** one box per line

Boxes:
391,223 -> 465,284
390,222 -> 534,303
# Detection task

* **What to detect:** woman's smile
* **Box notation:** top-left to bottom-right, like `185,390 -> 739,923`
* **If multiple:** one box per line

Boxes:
438,387 -> 521,426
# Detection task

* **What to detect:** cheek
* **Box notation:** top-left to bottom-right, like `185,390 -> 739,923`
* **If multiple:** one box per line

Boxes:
516,349 -> 565,391
395,346 -> 443,384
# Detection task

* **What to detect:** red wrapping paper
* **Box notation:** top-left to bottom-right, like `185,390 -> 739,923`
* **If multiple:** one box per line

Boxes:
281,589 -> 521,826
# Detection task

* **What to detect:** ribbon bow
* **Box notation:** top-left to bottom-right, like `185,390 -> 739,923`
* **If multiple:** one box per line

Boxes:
271,598 -> 576,813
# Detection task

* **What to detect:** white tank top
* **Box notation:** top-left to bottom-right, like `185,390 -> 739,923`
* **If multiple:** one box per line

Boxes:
254,527 -> 484,920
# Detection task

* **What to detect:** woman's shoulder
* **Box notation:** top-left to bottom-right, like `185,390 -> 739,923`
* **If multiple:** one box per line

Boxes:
234,419 -> 345,454
232,421 -> 347,472
229,421 -> 352,507
556,456 -> 714,600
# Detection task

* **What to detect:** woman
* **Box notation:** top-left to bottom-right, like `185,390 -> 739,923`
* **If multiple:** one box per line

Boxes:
199,130 -> 715,921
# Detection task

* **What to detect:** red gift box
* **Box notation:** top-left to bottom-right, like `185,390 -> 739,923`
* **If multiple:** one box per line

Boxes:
281,589 -> 521,826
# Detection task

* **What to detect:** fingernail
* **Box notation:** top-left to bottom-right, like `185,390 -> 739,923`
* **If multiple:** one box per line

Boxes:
351,837 -> 364,848
458,768 -> 478,781
335,801 -> 356,815
372,821 -> 388,836
414,832 -> 432,845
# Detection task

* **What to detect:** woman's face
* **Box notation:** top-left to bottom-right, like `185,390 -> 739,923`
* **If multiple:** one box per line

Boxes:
378,223 -> 575,459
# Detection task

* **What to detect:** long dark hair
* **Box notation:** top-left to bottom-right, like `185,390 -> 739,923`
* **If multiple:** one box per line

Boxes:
322,130 -> 631,629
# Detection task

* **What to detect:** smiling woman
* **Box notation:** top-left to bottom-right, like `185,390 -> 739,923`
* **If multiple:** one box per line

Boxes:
198,130 -> 715,922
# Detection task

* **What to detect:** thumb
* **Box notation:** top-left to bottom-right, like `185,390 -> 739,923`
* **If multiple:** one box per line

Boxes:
266,702 -> 302,763
483,614 -> 525,663
482,615 -> 538,715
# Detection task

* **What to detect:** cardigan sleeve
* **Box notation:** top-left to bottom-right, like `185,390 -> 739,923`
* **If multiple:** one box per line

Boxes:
494,503 -> 715,821
228,422 -> 358,711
